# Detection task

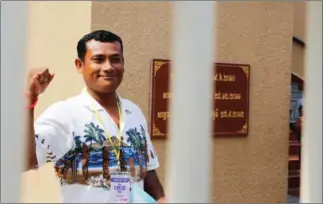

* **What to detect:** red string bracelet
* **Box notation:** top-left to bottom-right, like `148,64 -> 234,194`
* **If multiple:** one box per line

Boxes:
29,97 -> 38,109
26,93 -> 38,109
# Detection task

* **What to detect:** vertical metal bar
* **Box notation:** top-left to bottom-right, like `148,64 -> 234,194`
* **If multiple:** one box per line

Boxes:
300,1 -> 322,203
166,1 -> 216,202
1,1 -> 28,202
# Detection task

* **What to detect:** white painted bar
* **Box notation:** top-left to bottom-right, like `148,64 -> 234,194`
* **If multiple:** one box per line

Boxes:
300,1 -> 322,203
1,1 -> 28,203
166,1 -> 215,202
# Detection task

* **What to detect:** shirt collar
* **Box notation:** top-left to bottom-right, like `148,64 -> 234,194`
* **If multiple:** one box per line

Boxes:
80,87 -> 125,111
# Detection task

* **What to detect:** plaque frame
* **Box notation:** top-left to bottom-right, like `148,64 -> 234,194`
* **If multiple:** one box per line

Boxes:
149,59 -> 250,139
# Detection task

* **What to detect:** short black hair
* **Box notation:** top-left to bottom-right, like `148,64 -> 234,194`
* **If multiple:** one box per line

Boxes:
77,30 -> 123,61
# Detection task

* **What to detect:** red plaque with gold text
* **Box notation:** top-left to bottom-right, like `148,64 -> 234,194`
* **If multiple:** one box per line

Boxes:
149,59 -> 250,139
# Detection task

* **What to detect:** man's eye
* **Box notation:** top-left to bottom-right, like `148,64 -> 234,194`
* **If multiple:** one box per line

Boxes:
110,57 -> 122,64
93,57 -> 104,63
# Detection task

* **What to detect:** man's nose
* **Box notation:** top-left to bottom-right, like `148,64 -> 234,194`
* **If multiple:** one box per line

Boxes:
102,60 -> 113,71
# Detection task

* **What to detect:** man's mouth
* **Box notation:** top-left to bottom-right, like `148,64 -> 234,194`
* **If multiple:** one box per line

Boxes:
99,75 -> 115,80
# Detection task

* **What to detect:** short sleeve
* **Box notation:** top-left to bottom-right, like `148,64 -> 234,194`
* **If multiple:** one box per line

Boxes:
145,129 -> 160,171
34,102 -> 74,166
139,111 -> 160,171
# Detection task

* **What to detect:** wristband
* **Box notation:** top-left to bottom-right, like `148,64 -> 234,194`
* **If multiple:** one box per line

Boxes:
29,97 -> 38,109
26,93 -> 38,109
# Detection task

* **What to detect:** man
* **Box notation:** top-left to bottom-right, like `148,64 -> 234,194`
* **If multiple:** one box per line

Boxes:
289,97 -> 303,162
290,97 -> 303,133
26,30 -> 165,203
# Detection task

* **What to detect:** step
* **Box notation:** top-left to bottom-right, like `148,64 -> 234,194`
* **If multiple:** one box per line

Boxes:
288,174 -> 300,188
289,132 -> 299,142
291,89 -> 303,94
288,187 -> 300,197
288,170 -> 300,177
289,142 -> 301,156
291,90 -> 303,97
289,156 -> 300,171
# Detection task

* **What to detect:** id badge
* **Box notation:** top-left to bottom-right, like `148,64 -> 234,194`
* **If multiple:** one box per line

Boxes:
110,172 -> 131,203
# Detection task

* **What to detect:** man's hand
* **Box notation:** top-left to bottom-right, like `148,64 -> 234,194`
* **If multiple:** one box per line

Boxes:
144,170 -> 165,202
157,197 -> 167,203
27,68 -> 54,100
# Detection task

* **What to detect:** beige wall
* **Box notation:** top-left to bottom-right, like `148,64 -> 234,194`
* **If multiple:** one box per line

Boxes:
292,2 -> 306,78
92,1 -> 294,203
292,43 -> 305,79
293,2 -> 306,41
27,1 -> 92,117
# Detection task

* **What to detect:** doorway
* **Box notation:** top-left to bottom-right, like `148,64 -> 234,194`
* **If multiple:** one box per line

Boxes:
288,73 -> 304,199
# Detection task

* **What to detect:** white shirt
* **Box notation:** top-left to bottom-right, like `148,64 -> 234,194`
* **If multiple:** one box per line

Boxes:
35,89 -> 159,188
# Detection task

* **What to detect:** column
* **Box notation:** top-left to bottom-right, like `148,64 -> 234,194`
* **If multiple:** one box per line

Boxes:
300,1 -> 322,203
166,1 -> 216,202
1,1 -> 28,202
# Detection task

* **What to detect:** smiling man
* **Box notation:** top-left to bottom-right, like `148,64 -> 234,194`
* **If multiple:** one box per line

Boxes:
26,30 -> 165,203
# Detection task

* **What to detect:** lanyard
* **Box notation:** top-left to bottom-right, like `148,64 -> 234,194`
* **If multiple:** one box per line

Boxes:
89,92 -> 124,168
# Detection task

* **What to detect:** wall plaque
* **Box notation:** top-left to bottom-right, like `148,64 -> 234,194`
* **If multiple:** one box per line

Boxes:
149,59 -> 250,139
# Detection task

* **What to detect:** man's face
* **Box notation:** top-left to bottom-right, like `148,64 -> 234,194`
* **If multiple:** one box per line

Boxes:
76,40 -> 124,93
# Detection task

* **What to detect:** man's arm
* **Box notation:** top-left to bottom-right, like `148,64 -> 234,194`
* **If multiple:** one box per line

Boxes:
25,98 -> 38,171
144,170 -> 165,202
25,68 -> 54,171
136,107 -> 166,202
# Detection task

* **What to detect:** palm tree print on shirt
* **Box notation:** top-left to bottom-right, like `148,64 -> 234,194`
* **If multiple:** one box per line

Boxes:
54,132 -> 82,181
140,125 -> 150,163
125,125 -> 149,175
53,123 -> 151,184
84,122 -> 106,148
74,135 -> 82,152
54,123 -> 108,181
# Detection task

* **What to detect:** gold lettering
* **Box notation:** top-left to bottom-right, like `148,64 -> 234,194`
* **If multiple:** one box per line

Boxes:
162,92 -> 171,99
157,109 -> 244,121
214,73 -> 236,82
214,92 -> 241,100
212,109 -> 219,120
229,93 -> 241,100
214,92 -> 221,100
219,110 -> 245,118
157,112 -> 170,120
220,110 -> 227,118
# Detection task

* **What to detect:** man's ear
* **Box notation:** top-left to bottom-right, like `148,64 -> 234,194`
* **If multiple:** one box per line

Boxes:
75,58 -> 83,74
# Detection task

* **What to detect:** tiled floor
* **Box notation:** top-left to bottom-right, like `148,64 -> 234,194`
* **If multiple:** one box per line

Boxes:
287,195 -> 300,203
